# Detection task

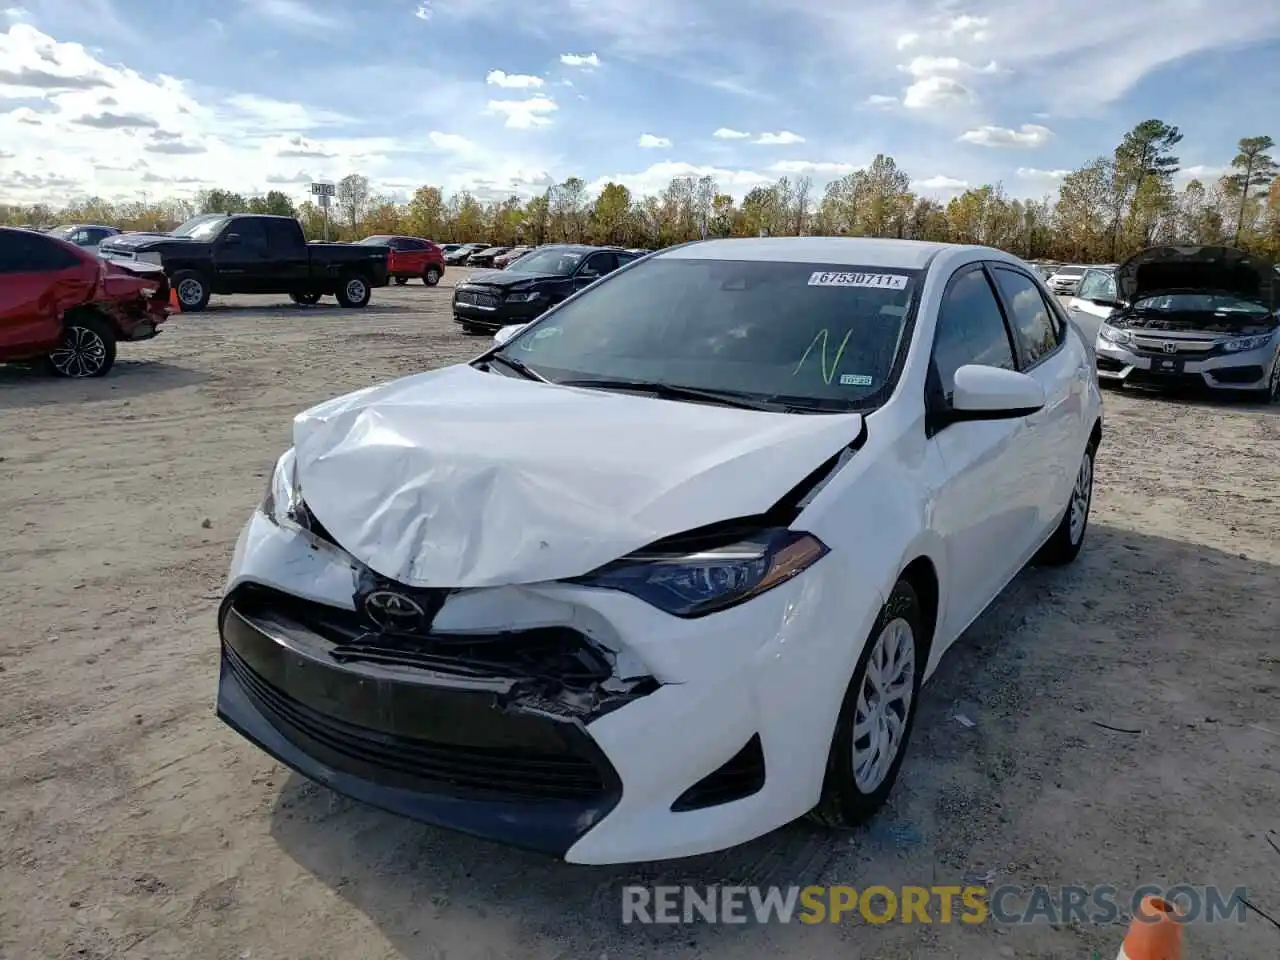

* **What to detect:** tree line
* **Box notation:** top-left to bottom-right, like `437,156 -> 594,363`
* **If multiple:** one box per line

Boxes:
3,121 -> 1277,264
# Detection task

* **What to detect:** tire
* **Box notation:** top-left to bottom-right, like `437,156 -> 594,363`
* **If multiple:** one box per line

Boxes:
289,291 -> 322,305
394,276 -> 409,285
1035,436 -> 1097,566
46,312 -> 117,378
809,579 -> 925,828
171,270 -> 210,312
335,273 -> 372,309
423,265 -> 442,286
1251,362 -> 1280,404
459,322 -> 487,336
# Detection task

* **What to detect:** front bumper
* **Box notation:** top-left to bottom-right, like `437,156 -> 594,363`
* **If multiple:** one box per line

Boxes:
1094,338 -> 1278,392
452,296 -> 546,332
217,510 -> 883,863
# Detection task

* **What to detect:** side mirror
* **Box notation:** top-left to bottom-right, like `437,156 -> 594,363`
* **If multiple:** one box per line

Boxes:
578,269 -> 599,280
493,324 -> 527,346
221,232 -> 241,245
949,365 -> 1045,420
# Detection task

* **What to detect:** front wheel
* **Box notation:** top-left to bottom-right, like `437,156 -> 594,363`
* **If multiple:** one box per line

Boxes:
289,291 -> 321,305
810,579 -> 925,828
1035,439 -> 1096,566
47,312 -> 117,378
171,270 -> 210,312
1251,362 -> 1280,404
423,265 -> 441,286
335,274 -> 372,308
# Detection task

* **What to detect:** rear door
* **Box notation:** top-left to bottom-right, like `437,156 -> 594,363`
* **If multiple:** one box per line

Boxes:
988,264 -> 1083,534
924,263 -> 1039,641
263,218 -> 309,292
0,232 -> 95,352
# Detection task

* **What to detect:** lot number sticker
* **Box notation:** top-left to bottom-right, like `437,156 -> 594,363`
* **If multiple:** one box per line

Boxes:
808,271 -> 908,290
839,373 -> 874,386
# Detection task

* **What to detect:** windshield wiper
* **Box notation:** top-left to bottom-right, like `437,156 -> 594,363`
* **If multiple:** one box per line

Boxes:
558,377 -> 802,412
484,353 -> 548,382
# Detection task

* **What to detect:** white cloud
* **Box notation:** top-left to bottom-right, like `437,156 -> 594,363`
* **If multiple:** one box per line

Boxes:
713,127 -> 751,139
754,130 -> 804,145
892,14 -> 988,53
1017,167 -> 1071,181
3,7 -> 30,22
486,95 -> 557,128
895,33 -> 919,50
902,76 -> 975,109
559,52 -> 600,68
960,124 -> 1054,148
1178,164 -> 1228,182
486,69 -> 543,89
414,2 -> 431,20
864,94 -> 898,107
900,55 -> 999,77
637,133 -> 671,148
586,160 -> 771,200
918,174 -> 969,191
428,131 -> 473,151
255,0 -> 338,32
770,160 -> 858,175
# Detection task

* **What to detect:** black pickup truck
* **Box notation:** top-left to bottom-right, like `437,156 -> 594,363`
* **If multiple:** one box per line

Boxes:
97,214 -> 390,312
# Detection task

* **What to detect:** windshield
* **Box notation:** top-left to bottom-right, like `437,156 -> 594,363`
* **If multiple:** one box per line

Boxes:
1133,293 -> 1271,317
508,248 -> 585,275
172,215 -> 228,240
48,226 -> 76,239
1055,266 -> 1086,277
496,258 -> 920,411
1077,270 -> 1117,302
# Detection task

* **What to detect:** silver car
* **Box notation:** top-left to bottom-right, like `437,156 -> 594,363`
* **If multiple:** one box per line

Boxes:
1046,264 -> 1088,295
1094,245 -> 1279,402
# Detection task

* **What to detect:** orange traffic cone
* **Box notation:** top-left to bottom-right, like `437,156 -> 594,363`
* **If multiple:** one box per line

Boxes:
1116,896 -> 1183,960
168,286 -> 180,311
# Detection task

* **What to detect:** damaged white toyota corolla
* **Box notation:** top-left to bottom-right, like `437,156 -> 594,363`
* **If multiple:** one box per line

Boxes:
217,237 -> 1103,864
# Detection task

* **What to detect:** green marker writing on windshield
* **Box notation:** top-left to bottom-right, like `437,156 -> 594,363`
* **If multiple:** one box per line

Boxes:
793,329 -> 853,385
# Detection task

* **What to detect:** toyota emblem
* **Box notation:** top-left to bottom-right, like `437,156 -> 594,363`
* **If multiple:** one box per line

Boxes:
362,589 -> 428,633
1162,342 -> 1178,354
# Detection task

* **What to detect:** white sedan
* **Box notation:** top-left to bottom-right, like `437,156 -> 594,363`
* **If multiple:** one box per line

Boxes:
216,237 -> 1103,864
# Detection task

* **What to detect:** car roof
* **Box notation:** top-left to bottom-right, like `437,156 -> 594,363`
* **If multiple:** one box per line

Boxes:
655,237 -> 981,269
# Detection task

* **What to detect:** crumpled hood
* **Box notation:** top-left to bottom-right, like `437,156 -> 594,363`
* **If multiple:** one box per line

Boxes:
1116,245 -> 1276,307
292,364 -> 862,588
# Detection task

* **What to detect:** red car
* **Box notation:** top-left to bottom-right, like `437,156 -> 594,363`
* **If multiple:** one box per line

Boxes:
0,226 -> 171,378
356,235 -> 445,286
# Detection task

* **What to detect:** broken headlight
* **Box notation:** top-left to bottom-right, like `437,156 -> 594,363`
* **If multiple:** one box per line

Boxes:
1098,324 -> 1133,346
575,529 -> 828,618
261,448 -> 303,527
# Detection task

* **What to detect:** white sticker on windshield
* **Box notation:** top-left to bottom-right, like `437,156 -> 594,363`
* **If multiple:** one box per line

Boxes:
840,373 -> 874,386
808,271 -> 909,290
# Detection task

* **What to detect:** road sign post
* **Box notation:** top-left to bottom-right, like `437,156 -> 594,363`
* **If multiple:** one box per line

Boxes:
310,182 -> 335,241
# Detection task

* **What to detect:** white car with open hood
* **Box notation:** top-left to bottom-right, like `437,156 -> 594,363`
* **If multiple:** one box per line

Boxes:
217,237 -> 1103,864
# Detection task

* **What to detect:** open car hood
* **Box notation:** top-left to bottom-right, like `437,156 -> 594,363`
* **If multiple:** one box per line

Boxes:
1116,245 -> 1277,308
292,364 -> 862,588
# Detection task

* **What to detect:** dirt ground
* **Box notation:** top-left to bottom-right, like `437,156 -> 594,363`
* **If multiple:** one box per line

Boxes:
2,271 -> 1278,960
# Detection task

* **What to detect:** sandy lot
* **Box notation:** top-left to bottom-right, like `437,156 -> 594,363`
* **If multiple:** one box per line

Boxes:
2,272 -> 1278,960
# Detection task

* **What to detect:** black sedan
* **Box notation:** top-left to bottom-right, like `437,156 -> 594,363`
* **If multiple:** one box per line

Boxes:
453,245 -> 641,334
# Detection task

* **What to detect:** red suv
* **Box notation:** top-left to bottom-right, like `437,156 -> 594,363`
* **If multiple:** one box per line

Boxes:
1,226 -> 171,378
356,235 -> 445,286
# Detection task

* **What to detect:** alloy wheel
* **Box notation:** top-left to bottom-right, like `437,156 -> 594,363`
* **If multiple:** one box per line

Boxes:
177,278 -> 204,307
1069,450 -> 1094,544
346,278 -> 367,302
852,617 -> 916,794
48,326 -> 108,378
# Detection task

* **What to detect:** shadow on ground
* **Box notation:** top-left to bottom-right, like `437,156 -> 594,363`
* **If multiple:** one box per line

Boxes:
0,360 -> 209,410
191,299 -> 423,316
266,523 -> 1280,958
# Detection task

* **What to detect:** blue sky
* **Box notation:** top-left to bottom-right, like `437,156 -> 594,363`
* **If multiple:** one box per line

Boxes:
2,0 -> 1278,206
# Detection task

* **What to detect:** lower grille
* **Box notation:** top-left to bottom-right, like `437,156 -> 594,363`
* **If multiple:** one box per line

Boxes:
1096,356 -> 1126,372
223,642 -> 610,802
